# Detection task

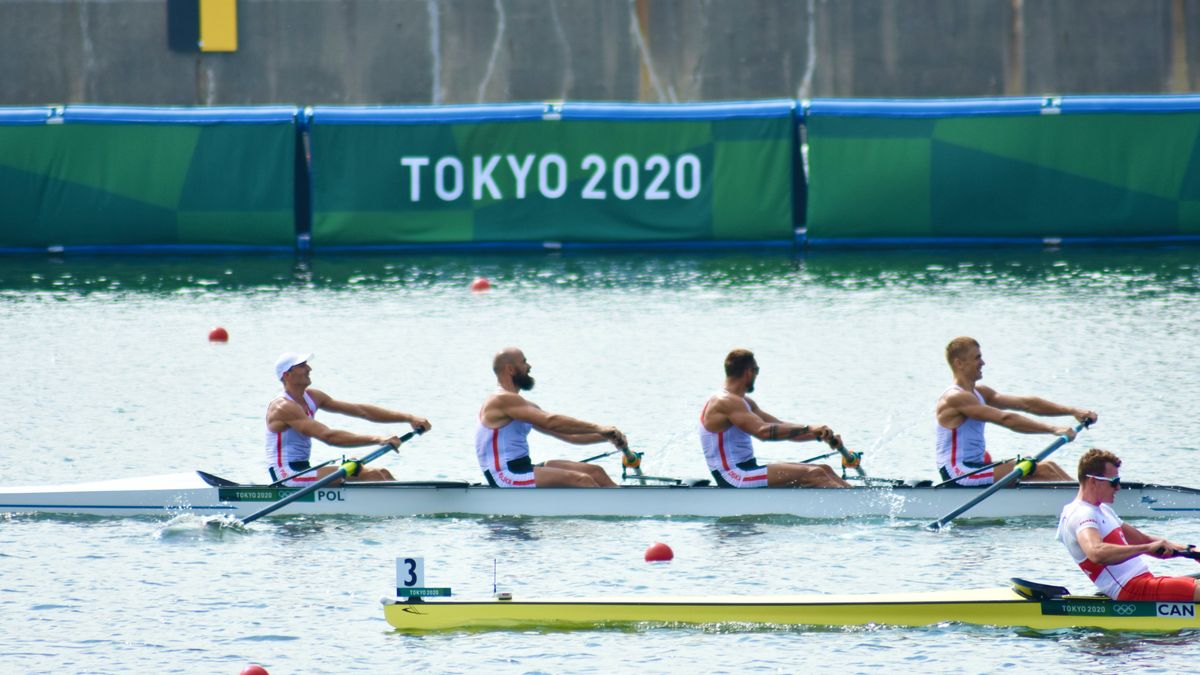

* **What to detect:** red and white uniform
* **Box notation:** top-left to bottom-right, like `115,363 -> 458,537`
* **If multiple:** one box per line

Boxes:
936,386 -> 994,486
265,391 -> 319,486
699,395 -> 768,488
475,415 -> 536,488
1057,499 -> 1150,598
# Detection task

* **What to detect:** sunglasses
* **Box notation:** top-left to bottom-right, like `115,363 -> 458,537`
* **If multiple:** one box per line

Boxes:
1086,474 -> 1121,488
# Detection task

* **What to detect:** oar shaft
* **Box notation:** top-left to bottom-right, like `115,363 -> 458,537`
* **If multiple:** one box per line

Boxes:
266,457 -> 338,487
928,421 -> 1088,530
240,430 -> 418,525
834,443 -> 867,478
931,459 -> 1007,488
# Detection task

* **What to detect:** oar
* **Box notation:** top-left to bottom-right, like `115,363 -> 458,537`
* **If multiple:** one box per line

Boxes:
831,440 -> 867,479
927,420 -> 1089,531
930,459 -> 1008,488
266,457 -> 339,487
797,448 -> 842,464
239,429 -> 422,525
619,445 -> 647,485
1160,545 -> 1200,561
575,445 -> 647,485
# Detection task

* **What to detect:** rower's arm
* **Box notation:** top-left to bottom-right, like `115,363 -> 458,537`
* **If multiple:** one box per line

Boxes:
990,392 -> 1097,424
728,405 -> 820,442
501,395 -> 625,445
1077,526 -> 1160,565
1120,523 -> 1185,557
537,429 -> 608,445
954,394 -> 1069,436
319,395 -> 431,431
284,416 -> 394,448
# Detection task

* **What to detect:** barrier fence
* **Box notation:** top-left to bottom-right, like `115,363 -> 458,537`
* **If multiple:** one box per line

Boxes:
3,97 -> 1200,253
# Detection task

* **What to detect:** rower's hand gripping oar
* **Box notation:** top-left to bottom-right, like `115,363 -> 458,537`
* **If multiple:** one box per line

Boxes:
926,419 -> 1090,531
577,444 -> 648,485
619,445 -> 647,485
239,429 -> 423,525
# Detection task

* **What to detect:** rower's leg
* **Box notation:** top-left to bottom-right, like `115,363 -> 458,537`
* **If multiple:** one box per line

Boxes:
350,467 -> 395,481
534,465 -> 602,487
767,463 -> 850,488
1027,460 -> 1074,482
543,459 -> 617,487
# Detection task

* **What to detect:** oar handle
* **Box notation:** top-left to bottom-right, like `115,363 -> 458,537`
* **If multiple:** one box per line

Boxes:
1159,545 -> 1200,561
927,420 -> 1088,530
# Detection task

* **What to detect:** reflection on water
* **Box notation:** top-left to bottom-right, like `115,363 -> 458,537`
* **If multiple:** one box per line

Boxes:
477,515 -> 541,542
0,247 -> 1197,296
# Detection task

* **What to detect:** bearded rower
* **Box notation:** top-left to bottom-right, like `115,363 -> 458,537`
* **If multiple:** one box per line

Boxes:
698,349 -> 849,488
475,347 -> 628,487
935,337 -> 1096,486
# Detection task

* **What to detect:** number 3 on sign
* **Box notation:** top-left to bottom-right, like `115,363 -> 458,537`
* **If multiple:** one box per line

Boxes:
396,557 -> 424,589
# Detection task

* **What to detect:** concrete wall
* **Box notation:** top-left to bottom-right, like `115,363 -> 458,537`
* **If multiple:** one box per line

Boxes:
1,0 -> 1199,105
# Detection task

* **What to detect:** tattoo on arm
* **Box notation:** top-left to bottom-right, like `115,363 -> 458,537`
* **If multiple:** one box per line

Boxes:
788,425 -> 811,440
767,424 -> 778,441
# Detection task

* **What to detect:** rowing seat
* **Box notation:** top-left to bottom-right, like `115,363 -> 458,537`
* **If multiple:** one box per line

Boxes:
1010,578 -> 1069,600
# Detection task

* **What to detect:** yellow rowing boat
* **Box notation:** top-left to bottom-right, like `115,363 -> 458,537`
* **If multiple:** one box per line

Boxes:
382,579 -> 1199,632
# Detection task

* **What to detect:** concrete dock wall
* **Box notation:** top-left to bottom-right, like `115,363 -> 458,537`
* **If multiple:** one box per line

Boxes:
2,0 -> 1199,106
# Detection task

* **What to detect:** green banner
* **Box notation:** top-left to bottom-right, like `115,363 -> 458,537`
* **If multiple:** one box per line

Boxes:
309,107 -> 793,248
805,99 -> 1200,240
0,108 -> 296,250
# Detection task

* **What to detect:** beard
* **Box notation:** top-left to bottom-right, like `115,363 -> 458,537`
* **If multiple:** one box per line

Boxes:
747,376 -> 756,393
513,372 -> 536,391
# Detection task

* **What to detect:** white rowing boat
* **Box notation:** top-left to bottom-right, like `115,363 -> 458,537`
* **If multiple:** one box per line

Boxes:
1,471 -> 1198,519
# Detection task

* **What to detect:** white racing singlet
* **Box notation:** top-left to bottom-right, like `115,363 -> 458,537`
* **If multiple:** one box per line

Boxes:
699,394 -> 768,488
475,413 -> 536,488
936,386 -> 993,486
265,391 -> 319,486
1057,499 -> 1149,598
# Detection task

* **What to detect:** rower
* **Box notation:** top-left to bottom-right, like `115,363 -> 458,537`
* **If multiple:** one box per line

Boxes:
475,347 -> 627,487
935,336 -> 1095,485
1057,448 -> 1200,602
265,352 -> 432,486
698,349 -> 849,488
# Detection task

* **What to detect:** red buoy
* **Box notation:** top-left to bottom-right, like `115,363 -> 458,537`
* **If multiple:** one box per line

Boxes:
240,666 -> 269,675
470,277 -> 491,291
644,542 -> 674,562
208,326 -> 229,342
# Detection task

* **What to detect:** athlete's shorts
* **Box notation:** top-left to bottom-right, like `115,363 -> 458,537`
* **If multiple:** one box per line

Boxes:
268,460 -> 321,487
938,452 -> 995,487
483,456 -> 537,488
1117,572 -> 1197,602
712,459 -> 769,488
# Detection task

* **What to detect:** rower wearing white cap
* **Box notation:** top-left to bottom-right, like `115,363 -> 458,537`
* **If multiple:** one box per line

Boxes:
265,352 -> 432,486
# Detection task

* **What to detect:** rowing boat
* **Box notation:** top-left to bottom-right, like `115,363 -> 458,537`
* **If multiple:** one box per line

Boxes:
1,471 -> 1199,519
381,579 -> 1200,632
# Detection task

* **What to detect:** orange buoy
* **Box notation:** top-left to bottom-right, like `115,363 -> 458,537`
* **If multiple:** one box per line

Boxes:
644,541 -> 674,562
208,326 -> 229,342
470,277 -> 491,291
240,666 -> 269,675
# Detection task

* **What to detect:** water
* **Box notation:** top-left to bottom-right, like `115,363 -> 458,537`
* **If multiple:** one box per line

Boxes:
1,248 -> 1199,673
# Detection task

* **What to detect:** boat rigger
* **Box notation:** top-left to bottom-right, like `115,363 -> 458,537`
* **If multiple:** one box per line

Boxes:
381,579 -> 1200,632
1,471 -> 1200,519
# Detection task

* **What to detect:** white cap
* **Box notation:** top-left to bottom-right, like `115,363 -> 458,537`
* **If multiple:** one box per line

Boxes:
275,352 -> 313,381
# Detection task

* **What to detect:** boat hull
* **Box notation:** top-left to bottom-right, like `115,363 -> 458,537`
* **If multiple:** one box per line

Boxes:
2,473 -> 1199,519
382,587 -> 1200,632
